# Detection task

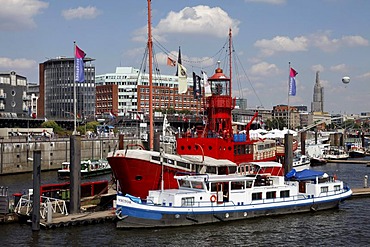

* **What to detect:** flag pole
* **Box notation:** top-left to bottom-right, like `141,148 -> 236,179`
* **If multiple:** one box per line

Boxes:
287,62 -> 291,132
73,41 -> 77,135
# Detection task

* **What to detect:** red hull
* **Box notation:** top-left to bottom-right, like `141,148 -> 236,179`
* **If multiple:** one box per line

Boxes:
108,156 -> 182,199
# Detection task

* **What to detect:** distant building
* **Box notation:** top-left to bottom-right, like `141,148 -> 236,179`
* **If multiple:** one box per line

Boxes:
39,57 -> 95,119
0,71 -> 28,117
95,67 -> 203,117
27,82 -> 39,118
95,84 -> 119,117
272,104 -> 301,129
311,71 -> 324,113
235,98 -> 247,110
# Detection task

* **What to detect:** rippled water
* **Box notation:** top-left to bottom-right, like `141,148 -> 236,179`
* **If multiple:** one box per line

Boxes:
1,159 -> 370,246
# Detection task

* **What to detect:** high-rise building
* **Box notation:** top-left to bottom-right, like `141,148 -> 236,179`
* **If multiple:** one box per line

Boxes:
39,57 -> 95,119
311,71 -> 324,113
0,71 -> 28,117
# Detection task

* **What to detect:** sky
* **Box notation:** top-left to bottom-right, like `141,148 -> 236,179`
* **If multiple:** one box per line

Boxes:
1,0 -> 370,115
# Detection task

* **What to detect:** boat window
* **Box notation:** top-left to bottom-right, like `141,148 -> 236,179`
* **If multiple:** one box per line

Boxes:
280,190 -> 290,198
152,156 -> 160,162
181,197 -> 194,206
228,166 -> 237,174
266,191 -> 276,199
245,145 -> 252,154
191,181 -> 204,189
320,186 -> 329,193
162,158 -> 168,163
206,166 -> 216,174
210,183 -> 219,192
177,161 -> 190,169
178,179 -> 191,188
252,192 -> 262,200
231,181 -> 245,190
246,181 -> 253,188
334,185 -> 341,191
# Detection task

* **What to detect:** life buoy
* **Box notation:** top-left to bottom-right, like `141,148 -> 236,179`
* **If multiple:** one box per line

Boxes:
210,194 -> 217,202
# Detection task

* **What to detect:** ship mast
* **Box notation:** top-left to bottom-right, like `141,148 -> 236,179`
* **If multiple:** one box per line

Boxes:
148,0 -> 154,150
229,28 -> 232,97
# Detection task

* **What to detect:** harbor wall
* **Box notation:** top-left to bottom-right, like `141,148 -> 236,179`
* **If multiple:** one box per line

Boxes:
0,137 -> 142,175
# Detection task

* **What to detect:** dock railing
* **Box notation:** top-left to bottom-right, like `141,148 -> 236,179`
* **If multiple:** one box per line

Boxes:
15,195 -> 68,219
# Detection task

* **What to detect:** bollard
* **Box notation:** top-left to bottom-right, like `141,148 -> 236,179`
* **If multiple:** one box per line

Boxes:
364,175 -> 368,188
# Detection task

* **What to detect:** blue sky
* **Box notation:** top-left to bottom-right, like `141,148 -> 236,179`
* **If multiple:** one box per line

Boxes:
1,0 -> 370,115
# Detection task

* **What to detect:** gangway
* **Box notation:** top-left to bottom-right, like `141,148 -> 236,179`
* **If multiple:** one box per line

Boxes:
14,193 -> 68,219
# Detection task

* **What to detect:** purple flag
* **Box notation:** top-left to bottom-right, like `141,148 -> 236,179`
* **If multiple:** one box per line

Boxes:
289,68 -> 297,96
75,45 -> 86,82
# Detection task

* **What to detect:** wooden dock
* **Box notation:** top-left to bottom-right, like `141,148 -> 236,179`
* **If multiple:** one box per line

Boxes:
326,159 -> 370,164
40,209 -> 116,229
351,187 -> 370,198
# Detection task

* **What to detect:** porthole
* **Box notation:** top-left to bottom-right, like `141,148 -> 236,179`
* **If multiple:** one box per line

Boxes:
11,101 -> 16,107
187,145 -> 191,150
208,146 -> 212,150
11,90 -> 16,96
135,175 -> 142,181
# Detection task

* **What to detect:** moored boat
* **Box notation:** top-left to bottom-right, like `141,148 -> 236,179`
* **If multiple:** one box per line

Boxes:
322,146 -> 349,160
57,159 -> 111,179
109,149 -> 238,199
310,157 -> 327,166
348,144 -> 366,158
115,162 -> 352,228
292,151 -> 310,171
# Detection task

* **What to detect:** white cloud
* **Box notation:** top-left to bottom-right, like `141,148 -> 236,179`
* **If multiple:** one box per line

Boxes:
254,32 -> 369,56
254,36 -> 308,56
62,6 -> 101,20
244,0 -> 286,4
133,5 -> 240,42
357,72 -> 370,79
310,33 -> 369,52
330,64 -> 348,73
0,0 -> 48,30
311,64 -> 325,73
249,62 -> 280,76
0,57 -> 37,69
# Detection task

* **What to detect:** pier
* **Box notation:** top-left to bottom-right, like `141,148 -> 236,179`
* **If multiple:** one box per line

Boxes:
39,209 -> 116,229
326,159 -> 370,164
351,188 -> 370,198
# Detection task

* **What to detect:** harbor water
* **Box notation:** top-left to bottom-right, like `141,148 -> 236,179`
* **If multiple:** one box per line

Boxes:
1,159 -> 370,246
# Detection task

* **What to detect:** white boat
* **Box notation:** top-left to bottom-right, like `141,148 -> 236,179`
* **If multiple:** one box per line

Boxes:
305,143 -> 328,166
348,143 -> 366,158
292,152 -> 311,171
115,162 -> 352,228
57,159 -> 111,179
322,146 -> 349,160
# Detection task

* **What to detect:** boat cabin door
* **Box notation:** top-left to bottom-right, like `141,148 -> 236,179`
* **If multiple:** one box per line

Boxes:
215,182 -> 229,203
